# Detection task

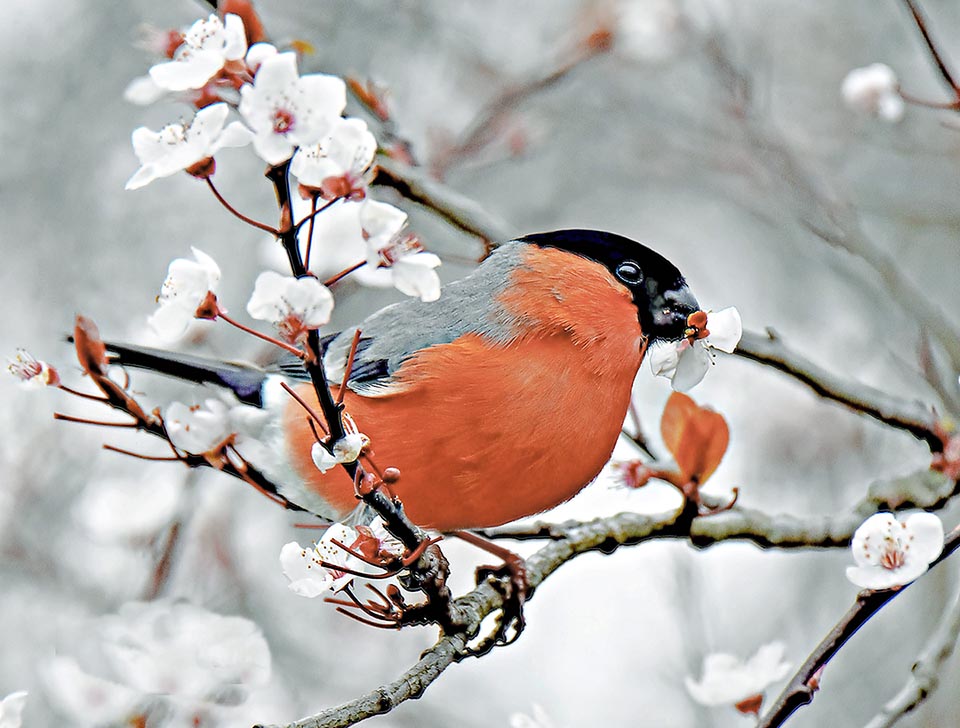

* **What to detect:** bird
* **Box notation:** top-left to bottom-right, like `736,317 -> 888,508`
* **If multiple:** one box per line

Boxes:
103,229 -> 700,532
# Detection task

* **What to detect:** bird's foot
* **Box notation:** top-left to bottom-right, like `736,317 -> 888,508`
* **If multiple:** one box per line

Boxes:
451,530 -> 530,658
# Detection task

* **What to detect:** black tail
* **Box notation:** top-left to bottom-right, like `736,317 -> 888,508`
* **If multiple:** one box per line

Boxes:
101,342 -> 268,407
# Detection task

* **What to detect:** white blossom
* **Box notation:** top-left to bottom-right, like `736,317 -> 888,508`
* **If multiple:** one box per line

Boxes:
360,199 -> 442,302
246,271 -> 334,342
148,247 -> 221,341
126,103 -> 253,190
649,307 -> 742,391
291,116 -> 378,193
238,52 -> 346,165
165,398 -> 232,453
149,14 -> 247,92
280,516 -> 402,598
310,433 -> 369,473
686,642 -> 791,709
846,511 -> 944,590
842,63 -> 904,122
0,691 -> 28,728
74,473 -> 184,543
7,348 -> 59,387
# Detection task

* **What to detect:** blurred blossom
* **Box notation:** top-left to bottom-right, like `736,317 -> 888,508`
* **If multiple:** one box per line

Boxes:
148,247 -> 222,341
246,271 -> 335,342
841,63 -> 904,122
123,75 -> 169,106
44,601 -> 270,725
149,14 -> 247,92
685,642 -> 790,712
649,307 -> 742,391
126,103 -> 254,190
42,656 -> 142,726
846,512 -> 944,590
0,691 -> 28,728
73,473 -> 185,543
239,53 -> 347,164
615,0 -> 688,62
291,116 -> 378,199
509,703 -> 558,728
165,399 -> 232,453
6,348 -> 59,387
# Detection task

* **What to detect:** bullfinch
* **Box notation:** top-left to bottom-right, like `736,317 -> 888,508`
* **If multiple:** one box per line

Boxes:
104,229 -> 700,531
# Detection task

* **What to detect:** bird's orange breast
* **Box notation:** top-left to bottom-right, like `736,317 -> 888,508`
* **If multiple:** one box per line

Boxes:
283,247 -> 646,530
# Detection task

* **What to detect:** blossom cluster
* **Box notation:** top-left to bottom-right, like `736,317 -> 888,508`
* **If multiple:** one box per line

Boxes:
124,11 -> 440,343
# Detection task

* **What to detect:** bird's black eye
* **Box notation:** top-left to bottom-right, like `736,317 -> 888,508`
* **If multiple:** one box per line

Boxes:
615,261 -> 643,285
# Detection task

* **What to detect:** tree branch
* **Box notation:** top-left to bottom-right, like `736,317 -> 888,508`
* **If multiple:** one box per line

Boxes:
757,523 -> 960,728
862,580 -> 960,728
373,156 -> 514,251
735,329 -> 941,451
900,0 -> 960,94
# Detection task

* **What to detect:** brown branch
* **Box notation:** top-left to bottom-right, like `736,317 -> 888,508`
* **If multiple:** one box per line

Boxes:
900,0 -> 960,95
735,329 -> 941,452
264,162 -> 425,553
862,580 -> 960,727
757,523 -> 960,728
256,461 -> 959,728
373,156 -> 513,252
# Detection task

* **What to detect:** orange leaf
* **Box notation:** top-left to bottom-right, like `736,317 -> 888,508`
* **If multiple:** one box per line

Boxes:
660,392 -> 729,483
219,0 -> 266,44
73,315 -> 107,376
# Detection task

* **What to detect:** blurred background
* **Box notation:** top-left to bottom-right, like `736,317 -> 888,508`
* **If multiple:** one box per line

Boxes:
2,0 -> 960,725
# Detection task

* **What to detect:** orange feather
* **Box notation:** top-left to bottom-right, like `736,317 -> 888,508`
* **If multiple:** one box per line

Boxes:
283,247 -> 647,530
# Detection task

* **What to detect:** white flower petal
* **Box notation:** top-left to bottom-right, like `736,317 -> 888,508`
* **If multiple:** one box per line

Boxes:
392,253 -> 442,302
705,307 -> 742,353
123,75 -> 167,106
649,341 -> 681,378
221,13 -> 248,60
686,642 -> 790,707
846,511 -> 944,590
311,442 -> 339,473
245,42 -> 278,71
670,341 -> 711,392
0,691 -> 28,728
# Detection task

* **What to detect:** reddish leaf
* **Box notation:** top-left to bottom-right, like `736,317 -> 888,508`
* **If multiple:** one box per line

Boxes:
660,392 -> 729,483
219,0 -> 266,44
73,315 -> 108,376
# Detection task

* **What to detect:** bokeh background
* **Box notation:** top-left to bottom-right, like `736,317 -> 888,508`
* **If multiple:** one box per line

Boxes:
3,0 -> 960,726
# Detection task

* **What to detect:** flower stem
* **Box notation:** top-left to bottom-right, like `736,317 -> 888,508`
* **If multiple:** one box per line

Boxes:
206,178 -> 279,235
304,194 -> 319,271
324,260 -> 367,286
217,311 -> 305,358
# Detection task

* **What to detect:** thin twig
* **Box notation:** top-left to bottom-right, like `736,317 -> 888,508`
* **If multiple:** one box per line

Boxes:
757,524 -> 960,728
373,156 -> 513,251
206,178 -> 278,234
735,329 -> 941,451
862,581 -> 960,728
217,311 -> 305,358
900,0 -> 960,94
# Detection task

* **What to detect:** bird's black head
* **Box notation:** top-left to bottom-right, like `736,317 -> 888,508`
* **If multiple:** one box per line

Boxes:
519,229 -> 699,342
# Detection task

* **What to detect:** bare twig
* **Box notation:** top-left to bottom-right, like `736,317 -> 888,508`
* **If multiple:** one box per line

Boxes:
862,581 -> 960,728
735,329 -> 941,451
900,0 -> 960,95
757,524 -> 960,728
373,156 -> 513,251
